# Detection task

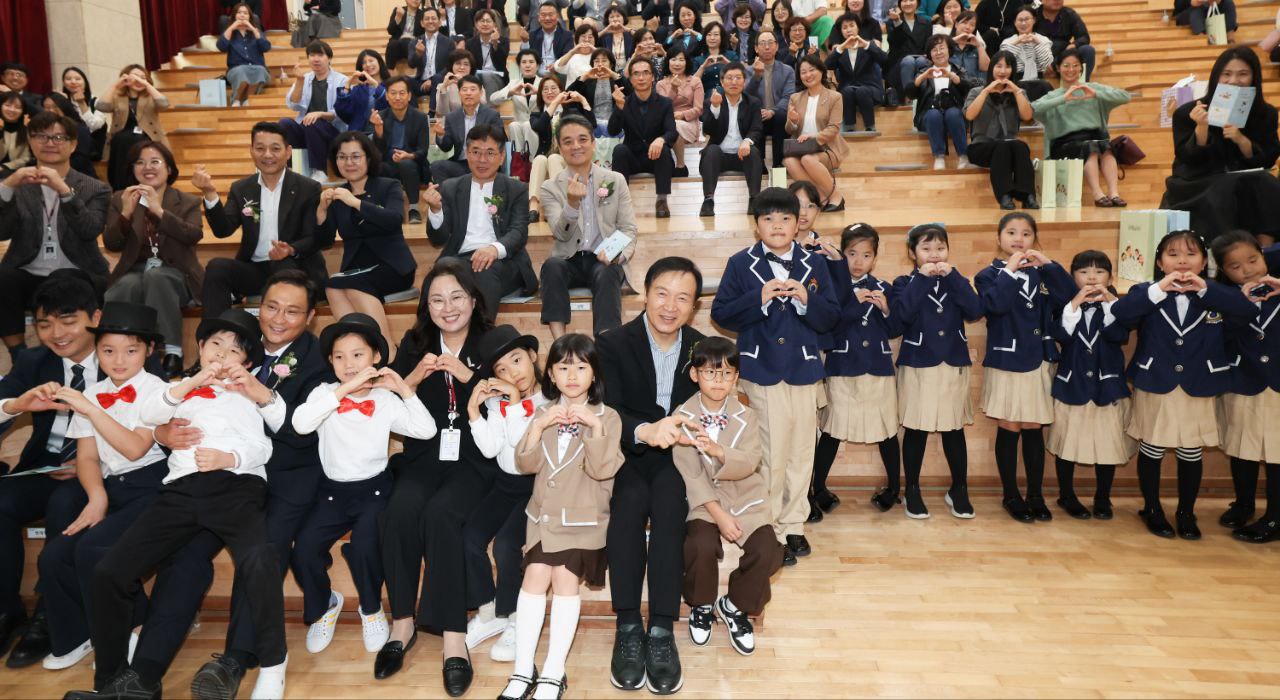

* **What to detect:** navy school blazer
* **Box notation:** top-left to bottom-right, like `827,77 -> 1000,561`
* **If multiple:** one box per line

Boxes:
890,268 -> 984,368
975,258 -> 1076,372
822,260 -> 900,378
1048,300 -> 1131,406
1225,293 -> 1280,396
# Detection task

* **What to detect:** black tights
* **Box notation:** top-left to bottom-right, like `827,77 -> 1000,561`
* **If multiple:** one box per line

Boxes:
1055,456 -> 1116,503
812,432 -> 901,494
1229,457 -> 1280,518
1136,442 -> 1203,514
994,427 -> 1047,501
901,428 -> 968,489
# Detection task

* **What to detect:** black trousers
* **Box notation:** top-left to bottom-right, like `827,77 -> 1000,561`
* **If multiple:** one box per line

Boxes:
202,256 -> 327,318
418,463 -> 494,633
539,252 -> 626,335
611,143 -> 673,195
463,471 -> 532,618
0,462 -> 82,615
380,159 -> 428,208
699,143 -> 763,199
606,460 -> 688,626
438,254 -> 524,324
39,461 -> 165,656
838,84 -> 881,129
92,472 -> 285,686
385,37 -> 416,68
0,266 -> 47,337
380,454 -> 462,621
292,474 -> 392,621
762,113 -> 788,168
966,139 -> 1036,201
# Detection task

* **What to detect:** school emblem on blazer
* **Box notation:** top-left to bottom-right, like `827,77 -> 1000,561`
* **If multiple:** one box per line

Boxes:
1207,311 -> 1224,324
1039,282 -> 1049,296
807,277 -> 819,293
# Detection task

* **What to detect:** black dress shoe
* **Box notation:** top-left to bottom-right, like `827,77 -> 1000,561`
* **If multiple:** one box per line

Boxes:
609,623 -> 647,690
1092,499 -> 1113,520
870,487 -> 899,512
885,87 -> 900,107
1026,497 -> 1053,521
533,674 -> 568,700
655,198 -> 670,218
7,610 -> 50,668
1022,193 -> 1040,209
1056,496 -> 1091,520
1234,517 -> 1280,543
781,547 -> 797,567
63,669 -> 161,700
408,209 -> 424,225
374,632 -> 416,680
161,353 -> 184,379
1003,496 -> 1034,523
698,198 -> 715,217
814,488 -> 840,513
673,166 -> 689,178
442,654 -> 473,697
821,198 -> 845,213
1219,501 -> 1255,529
528,210 -> 540,223
191,654 -> 245,700
785,534 -> 811,557
1175,511 -> 1201,540
1139,508 -> 1175,538
998,194 -> 1016,210
805,495 -> 823,523
644,627 -> 683,695
0,608 -> 27,659
746,197 -> 756,216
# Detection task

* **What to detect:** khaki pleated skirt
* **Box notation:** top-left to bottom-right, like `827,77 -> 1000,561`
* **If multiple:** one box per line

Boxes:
1047,399 -> 1136,465
1126,387 -> 1219,448
980,363 -> 1056,424
897,364 -> 974,432
1218,389 -> 1280,462
821,374 -> 899,443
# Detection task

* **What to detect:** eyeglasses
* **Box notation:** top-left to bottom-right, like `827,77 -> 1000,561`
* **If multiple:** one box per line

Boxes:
133,158 -> 165,169
29,133 -> 71,144
757,38 -> 777,45
336,153 -> 365,163
697,368 -> 738,381
427,292 -> 472,310
467,148 -> 501,161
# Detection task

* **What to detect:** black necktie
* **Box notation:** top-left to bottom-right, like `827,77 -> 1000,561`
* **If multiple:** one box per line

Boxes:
257,354 -> 278,385
765,252 -> 793,271
57,364 -> 85,465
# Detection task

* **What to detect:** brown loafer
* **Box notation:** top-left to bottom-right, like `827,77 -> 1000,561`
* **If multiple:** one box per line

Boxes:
1093,196 -> 1113,207
1110,196 -> 1128,207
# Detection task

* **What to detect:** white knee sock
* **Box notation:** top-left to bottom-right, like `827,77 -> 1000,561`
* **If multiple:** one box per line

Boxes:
539,595 -> 581,683
511,590 -> 546,679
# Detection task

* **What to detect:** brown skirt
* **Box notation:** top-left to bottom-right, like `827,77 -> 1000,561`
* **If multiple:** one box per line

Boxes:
980,363 -> 1056,424
1126,387 -> 1219,448
1218,389 -> 1280,462
523,543 -> 607,588
1047,399 -> 1136,465
821,374 -> 898,443
897,364 -> 974,432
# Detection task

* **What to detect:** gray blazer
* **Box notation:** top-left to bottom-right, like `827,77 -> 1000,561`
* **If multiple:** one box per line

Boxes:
0,168 -> 110,284
427,172 -> 538,294
540,164 -> 639,291
745,60 -> 796,115
438,105 -> 504,164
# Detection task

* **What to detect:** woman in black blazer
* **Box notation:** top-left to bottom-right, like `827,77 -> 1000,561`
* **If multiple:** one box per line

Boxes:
825,13 -> 886,131
599,5 -> 636,65
318,131 -> 413,348
385,0 -> 427,70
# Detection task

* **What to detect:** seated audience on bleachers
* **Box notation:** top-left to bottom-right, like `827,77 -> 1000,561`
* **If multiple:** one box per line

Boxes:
490,50 -> 544,156
433,49 -> 476,116
609,58 -> 677,217
0,63 -> 44,115
219,0 -> 262,30
471,0 -> 514,39
371,76 -> 432,225
826,14 -> 887,132
769,0 -> 795,34
319,131 -> 411,347
885,0 -> 933,106
632,27 -> 669,77
219,3 -> 272,108
572,0 -> 617,29
530,75 -> 593,219
432,75 -> 505,183
667,2 -> 707,57
839,0 -> 883,43
963,51 -> 1038,209
438,0 -> 473,36
933,0 -> 964,32
791,0 -> 835,46
975,0 -> 1022,45
554,24 -> 602,87
572,49 -> 624,135
910,34 -> 972,170
60,67 -> 108,162
643,0 -> 679,35
335,49 -> 391,133
469,9 -> 512,96
531,2 -> 575,76
386,0 -> 427,71
784,55 -> 847,210
727,8 -> 757,63
1031,47 -> 1131,207
657,51 -> 704,177
699,62 -> 764,216
1174,0 -> 1236,44
717,0 -> 764,28
408,7 -> 452,104
1162,47 -> 1280,245
39,94 -> 101,182
1034,0 -> 1095,81
693,21 -> 739,97
0,94 -> 31,178
951,10 -> 990,82
783,18 -> 819,73
102,141 -> 202,376
425,123 -> 539,322
99,64 -> 170,191
999,7 -> 1054,101
539,114 -> 638,336
0,110 -> 110,362
304,0 -> 344,39
747,29 -> 796,168
600,6 -> 636,64
281,41 -> 347,183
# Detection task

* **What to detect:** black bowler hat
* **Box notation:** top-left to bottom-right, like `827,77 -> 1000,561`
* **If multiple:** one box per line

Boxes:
88,302 -> 164,345
195,309 -> 265,367
476,325 -> 539,379
319,313 -> 390,367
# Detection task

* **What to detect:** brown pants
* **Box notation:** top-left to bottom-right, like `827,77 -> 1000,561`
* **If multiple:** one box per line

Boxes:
682,521 -> 782,616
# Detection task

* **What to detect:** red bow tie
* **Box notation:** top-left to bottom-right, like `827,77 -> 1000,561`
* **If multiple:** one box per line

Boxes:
96,384 -> 137,409
338,397 -> 376,417
184,386 -> 217,401
500,399 -> 535,418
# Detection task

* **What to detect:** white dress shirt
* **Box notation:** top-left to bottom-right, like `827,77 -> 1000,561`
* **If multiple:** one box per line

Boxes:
762,244 -> 808,315
140,383 -> 274,483
427,179 -> 510,258
292,383 -> 438,482
709,96 -> 752,152
1147,283 -> 1207,323
252,341 -> 293,433
471,391 -> 550,475
1060,300 -> 1116,335
67,372 -> 168,477
204,173 -> 284,263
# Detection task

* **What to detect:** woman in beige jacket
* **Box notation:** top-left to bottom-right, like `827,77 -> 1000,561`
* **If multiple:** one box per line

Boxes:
784,55 -> 849,211
97,64 -> 170,189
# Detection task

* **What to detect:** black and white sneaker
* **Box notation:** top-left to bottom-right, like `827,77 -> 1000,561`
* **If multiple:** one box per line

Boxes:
904,486 -> 930,519
714,597 -> 755,656
686,605 -> 714,646
945,486 -> 975,519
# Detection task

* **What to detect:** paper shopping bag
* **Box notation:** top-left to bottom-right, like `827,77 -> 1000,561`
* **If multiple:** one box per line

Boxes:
1118,210 -> 1168,283
1037,159 -> 1057,209
770,167 -> 788,188
1206,4 -> 1228,45
198,78 -> 227,107
1054,159 -> 1083,208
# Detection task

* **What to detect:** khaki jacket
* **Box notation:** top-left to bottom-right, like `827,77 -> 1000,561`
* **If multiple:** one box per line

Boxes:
672,393 -> 769,546
101,92 -> 170,147
784,87 -> 849,168
539,164 -> 639,292
516,402 -> 625,553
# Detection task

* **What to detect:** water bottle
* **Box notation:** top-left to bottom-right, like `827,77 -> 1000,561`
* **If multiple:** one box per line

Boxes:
1161,9 -> 1170,23
1105,42 -> 1114,58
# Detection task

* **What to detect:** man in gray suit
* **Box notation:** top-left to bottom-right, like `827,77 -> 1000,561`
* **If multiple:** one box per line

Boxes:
745,29 -> 796,169
424,122 -> 538,321
431,75 -> 505,184
538,114 -> 638,337
0,111 -> 110,362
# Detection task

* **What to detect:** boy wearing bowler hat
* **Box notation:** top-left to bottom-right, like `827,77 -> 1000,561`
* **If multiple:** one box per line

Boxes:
289,313 -> 438,657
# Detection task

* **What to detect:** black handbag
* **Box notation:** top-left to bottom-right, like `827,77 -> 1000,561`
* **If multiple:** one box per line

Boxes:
783,138 -> 821,158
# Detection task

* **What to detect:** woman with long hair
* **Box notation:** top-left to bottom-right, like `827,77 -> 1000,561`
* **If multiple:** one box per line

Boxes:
656,50 -> 704,176
218,2 -> 272,107
61,66 -> 107,160
0,93 -> 30,178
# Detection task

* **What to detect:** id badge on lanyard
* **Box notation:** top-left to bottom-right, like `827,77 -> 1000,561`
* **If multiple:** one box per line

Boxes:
41,197 -> 59,261
439,372 -> 461,461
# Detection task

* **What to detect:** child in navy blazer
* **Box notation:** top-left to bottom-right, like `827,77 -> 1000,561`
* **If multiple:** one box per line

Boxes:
1046,251 -> 1135,521
1110,230 -> 1257,540
890,223 -> 984,520
711,187 -> 840,563
811,224 -> 904,515
1211,232 -> 1280,544
975,213 -> 1075,524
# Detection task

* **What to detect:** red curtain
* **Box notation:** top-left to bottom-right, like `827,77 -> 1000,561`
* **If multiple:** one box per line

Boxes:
0,0 -> 53,93
140,0 -> 290,71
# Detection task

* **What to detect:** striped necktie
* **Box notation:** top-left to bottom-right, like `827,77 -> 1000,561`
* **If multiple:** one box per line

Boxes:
57,364 -> 85,465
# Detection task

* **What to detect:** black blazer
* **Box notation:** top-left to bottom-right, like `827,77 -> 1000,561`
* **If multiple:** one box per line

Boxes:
466,36 -> 511,84
386,6 -> 426,38
371,106 -> 432,163
409,32 -> 454,83
305,0 -> 341,16
599,32 -> 634,60
825,42 -> 887,91
204,169 -> 328,280
261,331 -> 329,497
427,173 -> 538,294
438,105 -> 504,163
391,325 -> 486,466
607,91 -> 677,151
887,19 -> 932,67
529,104 -> 590,157
0,168 -> 110,286
440,4 -> 473,37
701,93 -> 763,148
0,348 -> 107,474
320,176 -> 414,277
595,316 -> 704,470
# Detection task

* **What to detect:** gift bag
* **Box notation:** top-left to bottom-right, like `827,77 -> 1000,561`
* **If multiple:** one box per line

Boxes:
1036,159 -> 1057,209
1206,3 -> 1228,46
1159,76 -> 1200,128
593,136 -> 621,168
198,78 -> 227,107
1054,159 -> 1083,208
771,167 -> 788,188
1118,210 -> 1166,282
1166,208 -> 1191,233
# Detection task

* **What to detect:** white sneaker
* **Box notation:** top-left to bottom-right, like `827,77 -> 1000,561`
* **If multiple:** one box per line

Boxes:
42,640 -> 93,670
310,169 -> 328,184
230,100 -> 241,108
489,619 -> 517,662
361,607 -> 390,653
958,155 -> 974,169
128,630 -> 139,663
933,157 -> 947,170
250,654 -> 287,700
305,590 -> 343,653
466,613 -> 508,650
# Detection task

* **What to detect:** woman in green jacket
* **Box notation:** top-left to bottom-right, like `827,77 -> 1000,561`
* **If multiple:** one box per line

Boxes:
1031,48 -> 1131,207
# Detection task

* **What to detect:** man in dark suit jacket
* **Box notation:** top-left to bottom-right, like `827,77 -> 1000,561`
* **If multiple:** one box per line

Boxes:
385,2 -> 426,69
408,7 -> 453,100
528,1 -> 573,75
0,111 -> 110,362
608,58 -> 677,218
194,121 -> 328,318
371,77 -> 432,224
699,62 -> 764,217
430,76 -> 505,183
424,123 -> 538,322
130,270 -> 332,697
466,14 -> 511,95
596,257 -> 705,695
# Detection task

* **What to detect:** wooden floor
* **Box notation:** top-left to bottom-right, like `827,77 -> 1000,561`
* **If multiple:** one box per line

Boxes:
5,492 -> 1280,699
